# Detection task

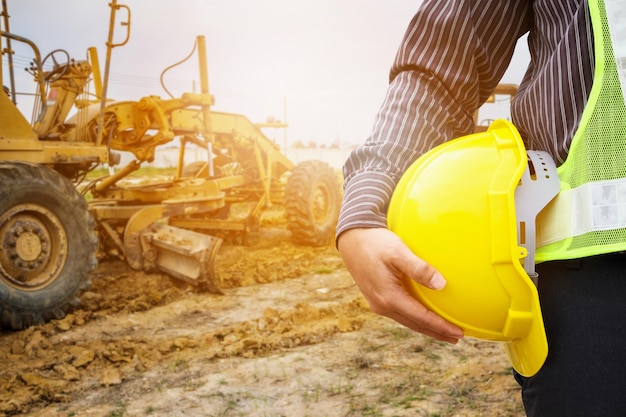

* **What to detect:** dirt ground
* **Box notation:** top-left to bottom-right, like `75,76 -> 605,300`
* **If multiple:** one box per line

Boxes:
0,221 -> 526,417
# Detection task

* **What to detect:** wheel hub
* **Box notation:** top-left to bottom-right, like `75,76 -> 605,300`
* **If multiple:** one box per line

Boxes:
16,231 -> 43,261
0,204 -> 66,290
6,219 -> 50,268
312,185 -> 330,225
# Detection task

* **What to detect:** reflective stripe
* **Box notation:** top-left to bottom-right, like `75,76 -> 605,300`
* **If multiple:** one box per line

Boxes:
537,178 -> 626,246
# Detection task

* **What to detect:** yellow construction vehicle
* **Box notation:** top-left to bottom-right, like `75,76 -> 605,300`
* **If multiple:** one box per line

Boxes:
0,1 -> 341,329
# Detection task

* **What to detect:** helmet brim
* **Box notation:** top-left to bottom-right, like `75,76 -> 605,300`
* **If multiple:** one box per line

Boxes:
503,294 -> 548,377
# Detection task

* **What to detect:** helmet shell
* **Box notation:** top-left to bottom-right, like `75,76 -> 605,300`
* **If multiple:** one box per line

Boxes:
388,119 -> 547,377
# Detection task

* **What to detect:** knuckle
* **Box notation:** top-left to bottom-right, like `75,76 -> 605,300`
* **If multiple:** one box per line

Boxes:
406,258 -> 434,283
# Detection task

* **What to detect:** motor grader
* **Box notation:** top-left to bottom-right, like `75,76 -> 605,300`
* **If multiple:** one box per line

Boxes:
0,1 -> 341,329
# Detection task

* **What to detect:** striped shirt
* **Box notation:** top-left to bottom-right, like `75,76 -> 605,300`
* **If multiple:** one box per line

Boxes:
337,0 -> 594,238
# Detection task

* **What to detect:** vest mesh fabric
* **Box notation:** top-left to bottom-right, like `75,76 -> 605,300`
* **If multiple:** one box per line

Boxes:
536,0 -> 626,262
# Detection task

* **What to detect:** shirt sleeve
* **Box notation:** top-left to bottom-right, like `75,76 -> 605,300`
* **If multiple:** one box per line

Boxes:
336,0 -> 531,238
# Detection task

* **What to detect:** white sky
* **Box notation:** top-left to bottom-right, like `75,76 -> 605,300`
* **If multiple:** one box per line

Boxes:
3,0 -> 530,147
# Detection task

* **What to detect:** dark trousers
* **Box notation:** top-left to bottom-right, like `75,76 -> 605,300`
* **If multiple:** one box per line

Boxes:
515,253 -> 626,416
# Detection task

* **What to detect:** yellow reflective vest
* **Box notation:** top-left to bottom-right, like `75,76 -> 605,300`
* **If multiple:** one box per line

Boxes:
536,0 -> 626,262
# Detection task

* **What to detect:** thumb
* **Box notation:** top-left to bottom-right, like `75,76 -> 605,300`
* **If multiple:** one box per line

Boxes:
391,241 -> 447,291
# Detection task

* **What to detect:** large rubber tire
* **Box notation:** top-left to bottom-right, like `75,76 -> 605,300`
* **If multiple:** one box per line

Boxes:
284,160 -> 341,246
0,162 -> 97,329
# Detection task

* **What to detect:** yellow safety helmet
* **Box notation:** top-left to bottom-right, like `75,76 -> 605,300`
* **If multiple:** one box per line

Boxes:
387,119 -> 560,377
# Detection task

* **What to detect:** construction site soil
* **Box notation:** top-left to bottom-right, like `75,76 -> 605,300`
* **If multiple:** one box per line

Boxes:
0,219 -> 525,417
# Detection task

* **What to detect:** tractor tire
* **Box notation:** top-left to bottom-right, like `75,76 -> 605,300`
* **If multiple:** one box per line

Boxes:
0,162 -> 97,329
284,160 -> 341,246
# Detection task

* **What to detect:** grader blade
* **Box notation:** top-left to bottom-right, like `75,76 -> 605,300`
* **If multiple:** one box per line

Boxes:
140,223 -> 223,293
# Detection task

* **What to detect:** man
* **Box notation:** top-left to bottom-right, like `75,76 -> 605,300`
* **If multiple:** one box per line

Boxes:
336,1 -> 626,415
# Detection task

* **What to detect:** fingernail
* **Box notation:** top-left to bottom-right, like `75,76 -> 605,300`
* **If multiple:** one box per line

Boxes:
430,272 -> 446,290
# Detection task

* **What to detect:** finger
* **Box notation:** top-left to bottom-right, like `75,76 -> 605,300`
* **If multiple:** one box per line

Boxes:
389,243 -> 446,290
387,290 -> 464,342
388,311 -> 461,344
364,277 -> 464,342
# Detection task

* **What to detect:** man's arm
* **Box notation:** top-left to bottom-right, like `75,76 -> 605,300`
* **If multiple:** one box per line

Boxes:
337,0 -> 531,340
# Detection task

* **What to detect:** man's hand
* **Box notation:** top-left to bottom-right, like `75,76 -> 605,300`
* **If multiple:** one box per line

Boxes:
337,227 -> 464,344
